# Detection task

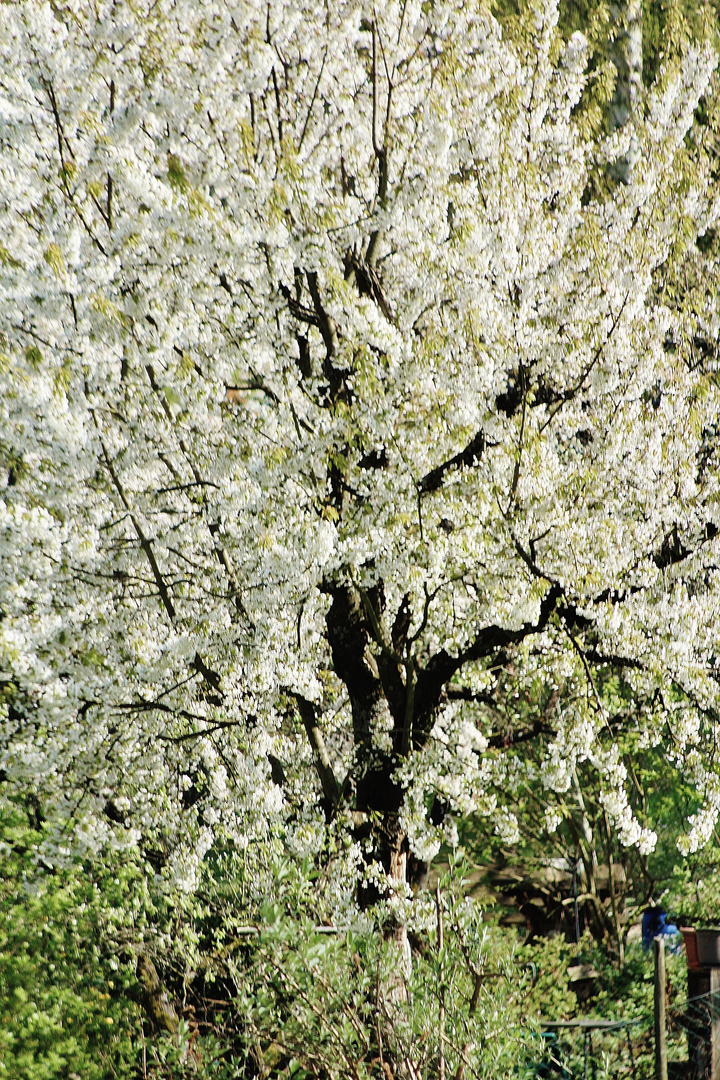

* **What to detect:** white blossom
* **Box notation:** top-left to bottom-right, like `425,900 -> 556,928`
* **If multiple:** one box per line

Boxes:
0,0 -> 718,897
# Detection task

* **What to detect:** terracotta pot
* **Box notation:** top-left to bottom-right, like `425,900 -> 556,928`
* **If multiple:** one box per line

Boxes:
681,927 -> 700,970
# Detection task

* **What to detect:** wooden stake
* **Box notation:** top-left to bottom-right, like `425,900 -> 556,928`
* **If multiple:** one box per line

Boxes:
436,885 -> 445,1080
654,936 -> 668,1080
711,966 -> 720,1080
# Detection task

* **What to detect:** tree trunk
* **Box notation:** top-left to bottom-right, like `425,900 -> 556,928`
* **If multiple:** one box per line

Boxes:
325,582 -> 408,898
136,953 -> 179,1038
609,0 -> 643,183
325,581 -> 413,1009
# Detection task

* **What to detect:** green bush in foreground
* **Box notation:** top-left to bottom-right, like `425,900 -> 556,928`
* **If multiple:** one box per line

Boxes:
0,804 -> 139,1080
0,808 -> 700,1080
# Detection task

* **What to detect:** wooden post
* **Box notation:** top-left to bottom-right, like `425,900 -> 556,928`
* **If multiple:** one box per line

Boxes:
710,966 -> 720,1080
436,885 -> 445,1080
436,881 -> 446,1080
687,968 -> 710,1080
655,936 -> 668,1080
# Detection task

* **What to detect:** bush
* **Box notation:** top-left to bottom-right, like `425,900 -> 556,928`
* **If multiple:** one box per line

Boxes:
0,803 -> 139,1079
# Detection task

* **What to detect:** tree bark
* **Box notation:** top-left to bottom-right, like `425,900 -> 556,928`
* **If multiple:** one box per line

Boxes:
325,582 -> 408,907
136,953 -> 179,1038
609,0 -> 643,183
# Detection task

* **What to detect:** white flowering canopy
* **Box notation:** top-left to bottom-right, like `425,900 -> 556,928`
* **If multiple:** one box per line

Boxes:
1,0 -> 720,898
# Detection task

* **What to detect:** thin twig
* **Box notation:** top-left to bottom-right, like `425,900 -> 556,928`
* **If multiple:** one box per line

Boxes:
298,51 -> 326,152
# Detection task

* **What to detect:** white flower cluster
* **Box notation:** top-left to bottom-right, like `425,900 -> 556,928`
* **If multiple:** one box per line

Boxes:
0,0 -> 719,898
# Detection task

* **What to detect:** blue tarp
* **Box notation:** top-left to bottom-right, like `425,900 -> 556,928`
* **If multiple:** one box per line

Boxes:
642,907 -> 679,951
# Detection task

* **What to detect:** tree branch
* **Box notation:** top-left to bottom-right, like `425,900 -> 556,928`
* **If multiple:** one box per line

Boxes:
486,717 -> 552,750
97,437 -> 176,621
418,430 -> 486,494
413,584 -> 563,741
305,271 -> 337,362
293,693 -> 340,808
366,18 -> 391,268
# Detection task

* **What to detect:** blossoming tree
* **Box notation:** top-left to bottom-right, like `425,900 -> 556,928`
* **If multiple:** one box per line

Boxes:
1,0 -> 720,917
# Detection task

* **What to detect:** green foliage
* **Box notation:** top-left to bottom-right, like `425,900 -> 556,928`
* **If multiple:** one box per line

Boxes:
665,849 -> 720,925
554,0 -> 720,77
191,859 -> 543,1080
0,800 -> 246,1080
517,931 -> 688,1080
457,659 -> 709,950
0,803 -> 706,1080
0,802 -> 138,1079
519,930 -> 686,1021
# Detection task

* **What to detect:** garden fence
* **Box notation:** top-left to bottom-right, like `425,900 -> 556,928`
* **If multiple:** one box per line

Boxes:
536,987 -> 720,1080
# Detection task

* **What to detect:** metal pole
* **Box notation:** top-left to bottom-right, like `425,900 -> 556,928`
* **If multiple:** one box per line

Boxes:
573,851 -> 580,945
654,936 -> 668,1080
626,1024 -> 637,1080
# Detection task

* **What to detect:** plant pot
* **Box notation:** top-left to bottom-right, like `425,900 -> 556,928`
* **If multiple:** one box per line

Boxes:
695,928 -> 720,967
681,927 -> 701,970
